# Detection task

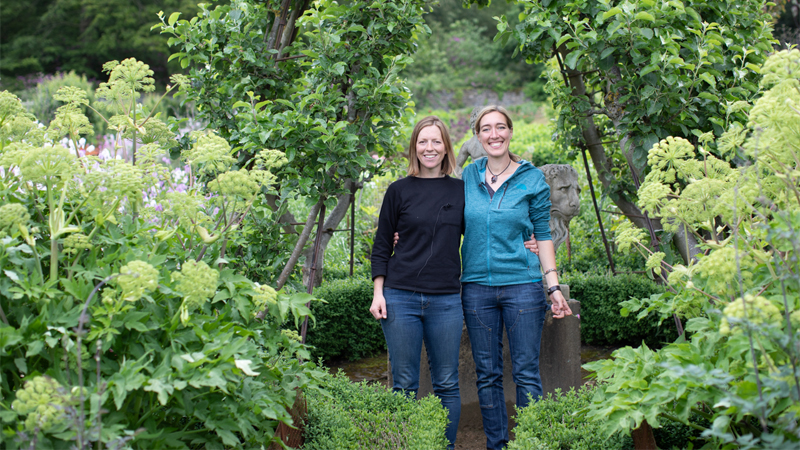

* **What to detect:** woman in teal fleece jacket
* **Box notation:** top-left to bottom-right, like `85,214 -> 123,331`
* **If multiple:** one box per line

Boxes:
461,105 -> 572,450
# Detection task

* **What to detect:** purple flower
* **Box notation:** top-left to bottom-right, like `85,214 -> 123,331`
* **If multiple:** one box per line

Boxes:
452,37 -> 462,42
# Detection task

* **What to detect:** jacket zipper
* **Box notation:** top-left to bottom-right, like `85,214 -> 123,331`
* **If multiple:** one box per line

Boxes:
497,184 -> 509,209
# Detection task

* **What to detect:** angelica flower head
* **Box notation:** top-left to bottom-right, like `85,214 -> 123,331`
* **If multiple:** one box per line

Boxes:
185,131 -> 236,175
62,233 -> 93,255
0,203 -> 30,232
117,260 -> 159,302
614,221 -> 647,253
647,136 -> 696,185
211,168 -> 259,199
172,260 -> 219,324
19,145 -> 78,185
720,294 -> 782,335
255,149 -> 288,171
251,284 -> 278,316
95,59 -> 156,112
11,376 -> 66,432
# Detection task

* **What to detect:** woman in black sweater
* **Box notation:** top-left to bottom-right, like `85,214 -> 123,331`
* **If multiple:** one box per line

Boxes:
370,116 -> 465,448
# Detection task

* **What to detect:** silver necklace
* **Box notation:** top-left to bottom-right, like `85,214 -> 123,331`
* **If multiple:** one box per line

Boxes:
487,160 -> 512,184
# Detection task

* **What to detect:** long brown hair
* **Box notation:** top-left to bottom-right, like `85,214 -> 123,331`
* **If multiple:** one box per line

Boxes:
474,105 -> 521,162
406,116 -> 456,176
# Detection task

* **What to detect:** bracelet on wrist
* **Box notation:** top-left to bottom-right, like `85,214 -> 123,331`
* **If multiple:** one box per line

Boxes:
546,285 -> 562,295
543,268 -> 558,276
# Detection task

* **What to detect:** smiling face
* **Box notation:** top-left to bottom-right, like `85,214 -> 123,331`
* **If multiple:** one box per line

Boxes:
477,111 -> 513,159
415,125 -> 446,178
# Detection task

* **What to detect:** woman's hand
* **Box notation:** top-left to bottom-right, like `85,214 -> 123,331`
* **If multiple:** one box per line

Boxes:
371,275 -> 387,320
393,232 -> 399,247
549,289 -> 572,319
524,235 -> 539,254
370,294 -> 387,320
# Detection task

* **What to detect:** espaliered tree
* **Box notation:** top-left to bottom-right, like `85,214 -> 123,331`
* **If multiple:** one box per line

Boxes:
489,0 -> 774,264
160,0 -> 427,288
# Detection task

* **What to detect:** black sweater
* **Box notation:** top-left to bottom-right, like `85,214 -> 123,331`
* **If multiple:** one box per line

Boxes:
371,176 -> 465,294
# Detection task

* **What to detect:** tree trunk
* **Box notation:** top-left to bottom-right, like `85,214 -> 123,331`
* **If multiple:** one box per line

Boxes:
302,179 -> 357,288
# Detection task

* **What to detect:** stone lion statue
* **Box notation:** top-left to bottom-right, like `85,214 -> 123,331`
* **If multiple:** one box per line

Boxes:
540,164 -> 580,254
454,107 -> 487,178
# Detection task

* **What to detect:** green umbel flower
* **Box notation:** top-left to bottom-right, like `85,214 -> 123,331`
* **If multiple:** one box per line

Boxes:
720,294 -> 782,335
251,284 -> 278,316
172,260 -> 219,324
185,131 -> 236,175
117,261 -> 159,302
0,203 -> 30,231
211,169 -> 259,198
19,145 -> 78,184
11,376 -> 66,432
62,233 -> 93,255
614,221 -> 647,253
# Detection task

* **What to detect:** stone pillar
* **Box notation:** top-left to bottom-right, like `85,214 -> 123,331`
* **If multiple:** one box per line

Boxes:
403,286 -> 581,434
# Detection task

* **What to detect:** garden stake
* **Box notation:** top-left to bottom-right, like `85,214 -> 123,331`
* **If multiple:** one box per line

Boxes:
350,184 -> 356,277
580,145 -> 616,274
300,202 -> 326,344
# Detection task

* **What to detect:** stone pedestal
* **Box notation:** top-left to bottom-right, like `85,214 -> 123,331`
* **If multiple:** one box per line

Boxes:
390,285 -> 581,436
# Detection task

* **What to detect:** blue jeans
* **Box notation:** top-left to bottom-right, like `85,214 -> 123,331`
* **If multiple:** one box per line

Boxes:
381,287 -> 463,448
461,282 -> 547,450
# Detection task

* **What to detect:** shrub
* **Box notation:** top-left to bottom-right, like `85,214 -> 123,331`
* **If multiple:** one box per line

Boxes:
303,372 -> 449,450
508,384 -> 633,450
306,276 -> 386,361
564,272 -> 677,347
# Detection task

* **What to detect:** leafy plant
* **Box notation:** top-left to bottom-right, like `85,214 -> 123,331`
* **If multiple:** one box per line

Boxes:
160,0 -> 430,289
303,371 -> 449,450
564,272 -> 674,346
508,384 -> 633,450
492,0 -> 775,264
582,49 -> 800,448
305,276 -> 385,362
0,59 -> 324,449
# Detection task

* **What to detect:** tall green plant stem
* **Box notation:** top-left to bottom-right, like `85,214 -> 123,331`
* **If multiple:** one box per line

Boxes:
48,183 -> 58,282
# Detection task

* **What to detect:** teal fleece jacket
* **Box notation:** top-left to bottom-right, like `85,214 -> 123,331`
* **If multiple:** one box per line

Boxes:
461,157 -> 552,286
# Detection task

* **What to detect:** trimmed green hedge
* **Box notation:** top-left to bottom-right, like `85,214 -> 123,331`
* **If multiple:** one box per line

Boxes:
509,385 -> 633,450
564,272 -> 678,347
306,276 -> 386,361
303,372 -> 449,450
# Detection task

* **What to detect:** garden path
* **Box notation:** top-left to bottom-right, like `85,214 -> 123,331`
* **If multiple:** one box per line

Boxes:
327,344 -> 618,450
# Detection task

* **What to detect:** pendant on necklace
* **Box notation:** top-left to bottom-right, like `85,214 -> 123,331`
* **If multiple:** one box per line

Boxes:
491,175 -> 498,183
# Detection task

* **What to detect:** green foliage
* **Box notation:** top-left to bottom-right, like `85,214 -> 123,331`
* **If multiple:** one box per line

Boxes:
564,272 -> 675,346
582,50 -> 800,448
306,276 -> 386,362
403,18 -> 543,108
503,0 -> 774,205
508,384 -> 633,450
0,63 -> 325,449
0,0 -> 212,85
303,372 -> 449,450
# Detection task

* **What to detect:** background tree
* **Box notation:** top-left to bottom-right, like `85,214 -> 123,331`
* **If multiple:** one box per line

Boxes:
160,0 -> 428,288
493,0 -> 774,264
0,0 -> 217,85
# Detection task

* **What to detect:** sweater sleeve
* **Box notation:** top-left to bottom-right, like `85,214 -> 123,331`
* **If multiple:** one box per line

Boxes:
529,176 -> 553,241
370,182 -> 400,280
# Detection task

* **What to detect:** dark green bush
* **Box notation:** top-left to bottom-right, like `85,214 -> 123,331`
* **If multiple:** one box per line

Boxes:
508,385 -> 633,450
564,272 -> 677,347
303,372 -> 449,450
305,276 -> 386,361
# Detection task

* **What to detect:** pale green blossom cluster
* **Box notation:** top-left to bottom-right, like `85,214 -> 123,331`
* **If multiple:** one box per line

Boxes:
172,260 -> 219,324
185,131 -> 236,175
62,233 -> 93,255
0,203 -> 30,232
720,294 -> 782,335
251,284 -> 278,316
11,376 -> 66,432
211,169 -> 260,199
117,261 -> 160,302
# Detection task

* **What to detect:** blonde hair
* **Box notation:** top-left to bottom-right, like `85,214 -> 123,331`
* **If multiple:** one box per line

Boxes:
474,105 -> 521,162
406,116 -> 457,176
